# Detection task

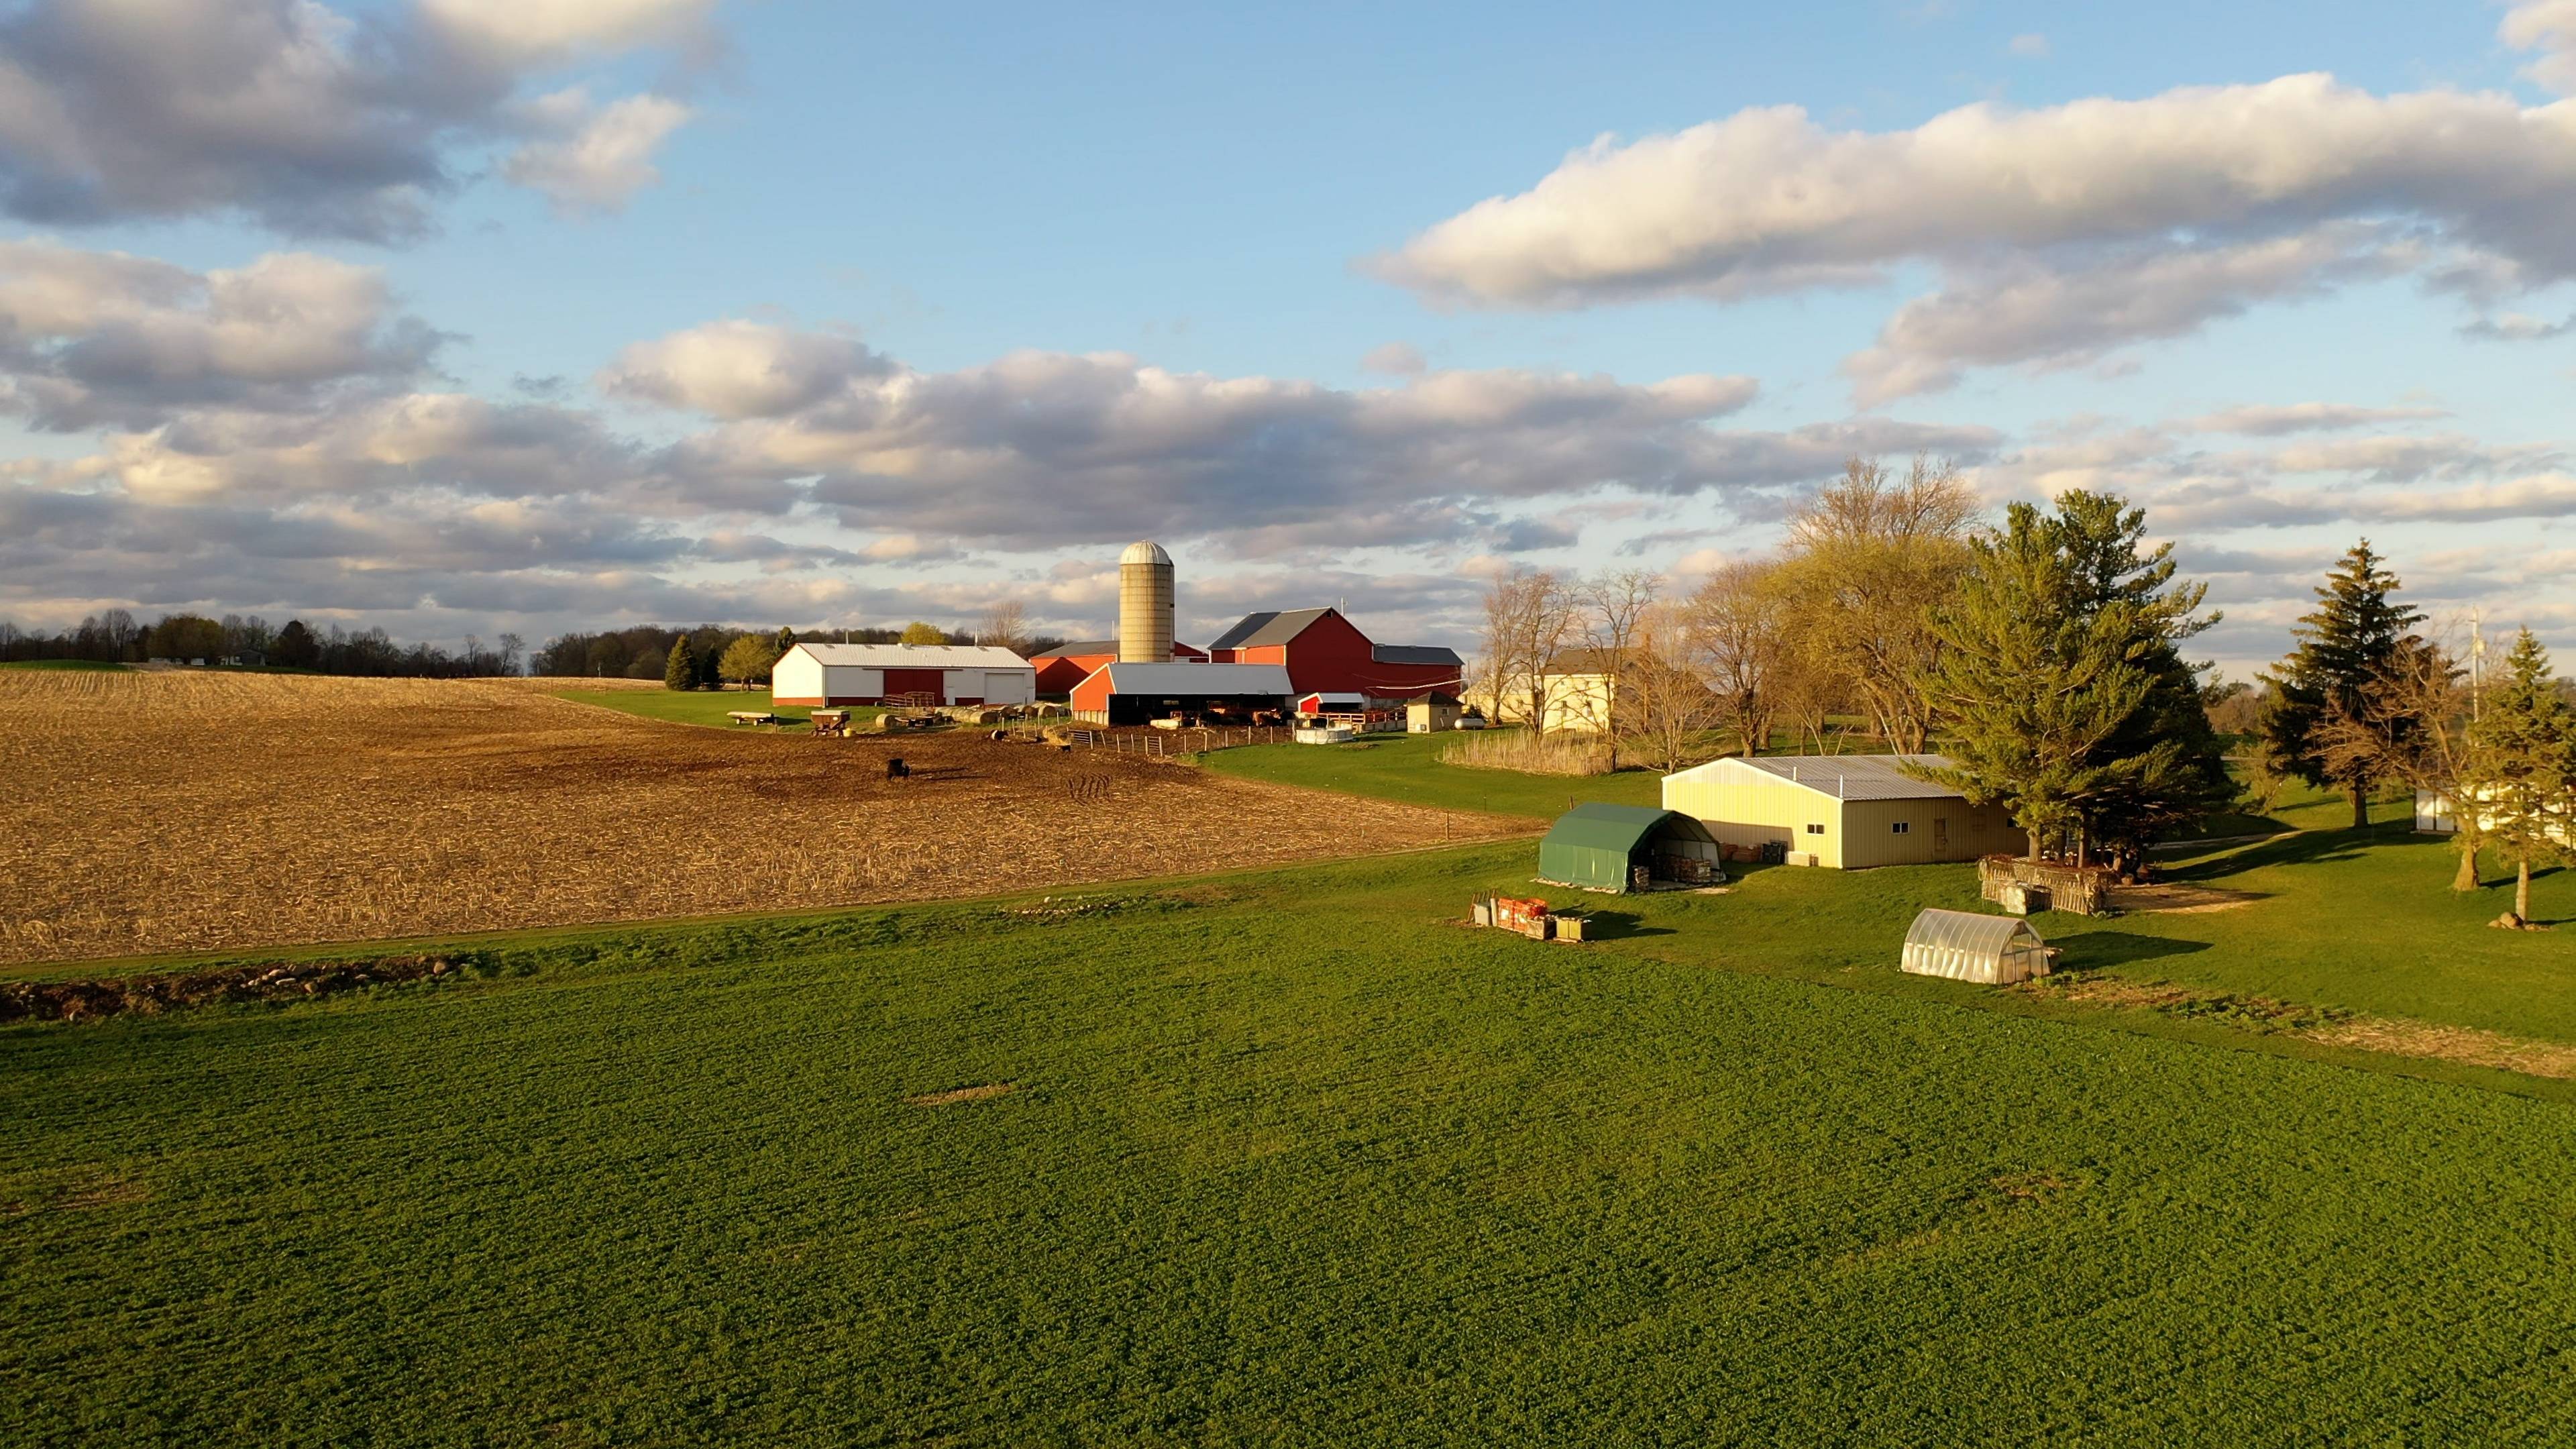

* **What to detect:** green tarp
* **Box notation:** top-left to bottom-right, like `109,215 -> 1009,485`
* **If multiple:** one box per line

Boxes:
1537,802 -> 1719,892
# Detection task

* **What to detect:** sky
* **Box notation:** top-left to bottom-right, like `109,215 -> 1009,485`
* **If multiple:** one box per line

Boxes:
2,0 -> 2573,675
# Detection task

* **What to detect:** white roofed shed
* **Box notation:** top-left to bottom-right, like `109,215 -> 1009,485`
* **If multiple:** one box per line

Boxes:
1660,754 -> 2017,868
771,642 -> 1035,707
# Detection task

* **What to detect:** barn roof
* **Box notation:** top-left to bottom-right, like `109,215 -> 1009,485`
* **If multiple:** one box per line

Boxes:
1033,640 -> 1116,658
1373,643 -> 1464,666
1088,662 -> 1293,695
1208,608 -> 1338,650
792,643 -> 1032,669
1667,753 -> 1963,802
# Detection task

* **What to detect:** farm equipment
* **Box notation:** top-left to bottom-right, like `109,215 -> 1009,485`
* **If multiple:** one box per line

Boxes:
809,710 -> 852,738
1468,893 -> 1587,943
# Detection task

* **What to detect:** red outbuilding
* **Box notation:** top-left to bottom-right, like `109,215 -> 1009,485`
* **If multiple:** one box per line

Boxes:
1205,608 -> 1462,699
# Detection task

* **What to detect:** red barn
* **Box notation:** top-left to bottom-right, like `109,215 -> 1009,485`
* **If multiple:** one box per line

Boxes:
1028,639 -> 1207,696
1205,608 -> 1462,698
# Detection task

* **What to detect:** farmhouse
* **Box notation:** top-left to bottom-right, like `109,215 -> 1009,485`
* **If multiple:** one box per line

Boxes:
772,643 -> 1036,707
1660,754 -> 2015,868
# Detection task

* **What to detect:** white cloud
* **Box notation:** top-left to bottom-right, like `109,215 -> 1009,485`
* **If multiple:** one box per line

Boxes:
600,319 -> 885,419
1360,341 -> 1427,375
2179,402 -> 2449,435
2504,0 -> 2576,95
0,0 -> 715,239
2008,33 -> 2049,60
502,91 -> 693,214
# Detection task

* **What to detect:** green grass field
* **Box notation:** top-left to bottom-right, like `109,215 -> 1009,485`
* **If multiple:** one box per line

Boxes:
0,658 -> 126,671
8,826 -> 2576,1444
546,686 -> 885,730
1198,730 -> 1663,816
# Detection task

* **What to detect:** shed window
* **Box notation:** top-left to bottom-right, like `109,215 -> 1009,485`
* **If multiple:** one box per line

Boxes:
1891,821 -> 1911,834
1805,822 -> 1825,835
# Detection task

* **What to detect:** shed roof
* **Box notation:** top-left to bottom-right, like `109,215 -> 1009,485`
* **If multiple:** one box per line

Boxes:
1902,908 -> 2040,956
790,643 -> 1032,669
1208,607 -> 1338,651
1089,662 -> 1293,696
1666,753 -> 1963,802
1542,802 -> 1718,853
1032,639 -> 1116,658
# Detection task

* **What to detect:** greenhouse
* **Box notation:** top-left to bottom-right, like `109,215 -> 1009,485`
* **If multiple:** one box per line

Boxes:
1899,908 -> 2053,985
1536,804 -> 1724,892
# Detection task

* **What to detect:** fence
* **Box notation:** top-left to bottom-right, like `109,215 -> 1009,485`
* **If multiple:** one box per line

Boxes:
1058,725 -> 1287,758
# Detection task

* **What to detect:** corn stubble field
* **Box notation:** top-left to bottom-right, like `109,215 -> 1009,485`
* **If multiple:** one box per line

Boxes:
0,671 -> 1509,965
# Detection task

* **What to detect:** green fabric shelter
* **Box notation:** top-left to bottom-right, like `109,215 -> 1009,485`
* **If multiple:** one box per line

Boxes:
1538,802 -> 1722,892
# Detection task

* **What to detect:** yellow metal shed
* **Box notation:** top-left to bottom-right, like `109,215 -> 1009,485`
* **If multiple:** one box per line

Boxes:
1658,754 -> 2015,868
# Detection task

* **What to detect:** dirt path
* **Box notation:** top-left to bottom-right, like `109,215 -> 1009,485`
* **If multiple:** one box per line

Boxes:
2026,974 -> 2576,1082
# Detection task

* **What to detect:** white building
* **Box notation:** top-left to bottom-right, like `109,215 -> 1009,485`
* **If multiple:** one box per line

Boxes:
771,643 -> 1036,707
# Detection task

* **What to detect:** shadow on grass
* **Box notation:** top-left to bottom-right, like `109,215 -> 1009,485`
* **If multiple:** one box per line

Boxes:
2167,822 -> 2434,883
2051,931 -> 2213,971
1570,910 -> 1675,941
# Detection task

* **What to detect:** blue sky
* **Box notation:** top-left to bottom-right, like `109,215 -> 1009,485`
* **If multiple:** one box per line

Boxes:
3,0 -> 2572,673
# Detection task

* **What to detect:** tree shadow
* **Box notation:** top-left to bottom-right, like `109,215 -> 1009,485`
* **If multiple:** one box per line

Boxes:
2164,823 -> 2430,883
2050,931 -> 2213,972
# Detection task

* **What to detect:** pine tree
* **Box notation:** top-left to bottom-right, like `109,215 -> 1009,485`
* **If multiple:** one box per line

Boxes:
2469,630 -> 2575,925
772,627 -> 798,659
1915,500 -> 2157,863
663,636 -> 697,692
2051,492 -> 2234,874
2261,541 -> 2424,828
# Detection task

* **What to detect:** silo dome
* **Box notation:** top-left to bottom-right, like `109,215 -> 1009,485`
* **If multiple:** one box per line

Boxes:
1117,540 -> 1176,663
1120,540 -> 1172,567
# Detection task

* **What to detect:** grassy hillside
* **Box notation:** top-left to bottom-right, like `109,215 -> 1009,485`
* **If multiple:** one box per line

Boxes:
7,837 -> 2576,1444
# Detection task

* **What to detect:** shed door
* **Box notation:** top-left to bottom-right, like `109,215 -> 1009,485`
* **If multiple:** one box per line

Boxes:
1934,816 -> 1949,851
883,667 -> 945,700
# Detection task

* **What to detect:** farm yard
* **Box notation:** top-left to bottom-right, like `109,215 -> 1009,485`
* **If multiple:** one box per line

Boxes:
6,834 -> 2576,1445
0,671 -> 1512,967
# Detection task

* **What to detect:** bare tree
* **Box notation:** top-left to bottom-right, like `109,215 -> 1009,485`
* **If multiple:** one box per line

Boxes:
1688,558 -> 1788,756
2311,631 -> 2484,890
1479,569 -> 1576,729
1618,602 -> 1719,772
1777,455 -> 1978,751
975,599 -> 1032,655
1580,569 -> 1661,767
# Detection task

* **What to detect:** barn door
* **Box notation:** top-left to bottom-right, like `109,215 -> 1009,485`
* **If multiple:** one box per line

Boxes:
1933,816 -> 1949,853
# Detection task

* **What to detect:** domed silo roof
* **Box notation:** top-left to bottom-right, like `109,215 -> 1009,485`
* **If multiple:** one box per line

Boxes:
1120,540 -> 1171,566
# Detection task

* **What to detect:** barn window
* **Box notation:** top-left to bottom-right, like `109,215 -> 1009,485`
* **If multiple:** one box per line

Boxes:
1891,821 -> 1911,834
1805,822 -> 1825,835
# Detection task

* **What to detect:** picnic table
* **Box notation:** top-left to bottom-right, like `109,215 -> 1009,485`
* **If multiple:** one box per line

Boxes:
727,710 -> 782,727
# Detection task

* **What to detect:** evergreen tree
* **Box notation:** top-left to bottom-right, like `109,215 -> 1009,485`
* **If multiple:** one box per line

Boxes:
2051,492 -> 2235,875
663,636 -> 697,692
773,626 -> 798,658
1915,500 -> 2157,863
271,619 -> 319,669
2261,541 -> 2424,828
2469,630 -> 2575,924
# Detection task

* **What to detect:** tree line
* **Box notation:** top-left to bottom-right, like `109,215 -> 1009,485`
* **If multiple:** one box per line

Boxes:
1479,455 -> 2569,890
0,610 -> 525,678
535,603 -> 1063,690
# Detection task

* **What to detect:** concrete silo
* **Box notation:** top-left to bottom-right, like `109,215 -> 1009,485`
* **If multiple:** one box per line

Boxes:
1117,541 -> 1175,663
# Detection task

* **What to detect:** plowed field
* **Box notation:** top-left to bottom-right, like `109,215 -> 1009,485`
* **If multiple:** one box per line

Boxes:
0,671 -> 1514,965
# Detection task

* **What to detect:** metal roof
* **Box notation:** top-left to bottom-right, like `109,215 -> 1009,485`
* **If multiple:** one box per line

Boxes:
1667,753 -> 1963,802
1120,540 -> 1171,566
790,643 -> 1032,669
1372,643 -> 1464,666
1539,804 -> 1719,890
1090,662 -> 1293,695
1208,607 -> 1338,651
1034,640 -> 1116,658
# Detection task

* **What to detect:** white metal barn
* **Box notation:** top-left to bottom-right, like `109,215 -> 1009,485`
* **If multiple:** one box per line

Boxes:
1900,909 -> 2052,985
1660,754 -> 2017,868
770,643 -> 1036,707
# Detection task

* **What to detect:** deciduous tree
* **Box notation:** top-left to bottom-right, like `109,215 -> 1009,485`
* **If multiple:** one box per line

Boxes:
1777,455 -> 1976,751
1688,557 -> 1788,756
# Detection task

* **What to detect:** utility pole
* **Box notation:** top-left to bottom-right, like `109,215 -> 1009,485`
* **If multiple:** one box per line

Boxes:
2471,607 -> 2486,721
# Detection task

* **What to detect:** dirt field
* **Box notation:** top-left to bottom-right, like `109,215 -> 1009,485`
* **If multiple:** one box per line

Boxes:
0,671 -> 1517,967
